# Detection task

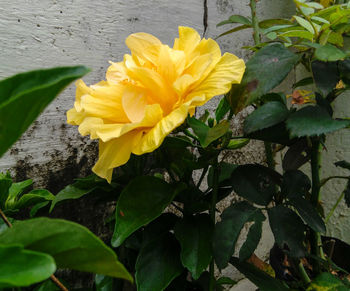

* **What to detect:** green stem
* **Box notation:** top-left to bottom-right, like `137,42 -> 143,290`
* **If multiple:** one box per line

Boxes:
250,0 -> 260,45
209,161 -> 219,291
310,139 -> 325,273
325,191 -> 345,223
320,175 -> 350,187
297,261 -> 311,285
197,166 -> 209,188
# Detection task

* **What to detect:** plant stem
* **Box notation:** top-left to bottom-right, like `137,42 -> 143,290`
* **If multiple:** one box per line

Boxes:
297,260 -> 311,285
197,166 -> 209,188
250,0 -> 260,45
0,207 -> 69,291
325,191 -> 345,223
310,139 -> 325,273
209,160 -> 219,291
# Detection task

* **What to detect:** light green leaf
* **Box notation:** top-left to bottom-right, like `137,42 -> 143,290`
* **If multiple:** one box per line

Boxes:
217,15 -> 251,27
0,66 -> 90,158
279,30 -> 314,40
0,218 -> 132,281
9,189 -> 54,210
307,272 -> 349,291
294,15 -> 315,33
314,44 -> 347,61
0,244 -> 56,288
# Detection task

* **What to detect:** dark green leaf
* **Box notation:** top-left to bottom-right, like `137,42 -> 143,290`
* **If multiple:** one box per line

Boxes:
95,274 -> 113,291
259,19 -> 293,29
244,101 -> 290,134
335,160 -> 350,171
0,218 -> 132,281
33,279 -> 61,291
229,257 -> 289,291
174,214 -> 213,280
314,44 -> 347,62
187,117 -> 230,148
30,201 -> 50,217
216,277 -> 237,287
281,170 -> 311,198
239,210 -> 266,261
217,15 -> 251,27
247,122 -> 292,145
282,139 -> 311,171
289,197 -> 326,233
343,180 -> 350,208
286,105 -> 350,138
268,205 -> 306,257
5,179 -> 33,207
308,272 -> 349,291
135,233 -> 183,291
0,176 -> 12,208
162,136 -> 193,148
215,97 -> 231,122
228,43 -> 300,107
213,201 -> 261,269
293,77 -> 314,89
260,93 -> 287,105
112,176 -> 176,247
0,66 -> 90,158
0,244 -> 56,288
207,163 -> 238,188
312,61 -> 340,96
230,164 -> 281,206
339,59 -> 350,86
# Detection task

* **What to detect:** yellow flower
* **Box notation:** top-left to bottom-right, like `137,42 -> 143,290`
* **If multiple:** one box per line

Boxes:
67,26 -> 245,182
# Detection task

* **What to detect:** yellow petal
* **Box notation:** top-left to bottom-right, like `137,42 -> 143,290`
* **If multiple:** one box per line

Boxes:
67,108 -> 85,125
173,26 -> 201,55
122,85 -> 147,123
186,52 -> 245,104
125,32 -> 162,64
93,131 -> 143,183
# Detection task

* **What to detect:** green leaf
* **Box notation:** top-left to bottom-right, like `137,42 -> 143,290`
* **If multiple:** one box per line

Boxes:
187,117 -> 230,148
217,25 -> 251,38
230,164 -> 281,206
217,15 -> 251,27
30,201 -> 50,217
135,233 -> 183,291
33,279 -> 61,291
289,197 -> 326,233
281,170 -> 311,198
293,77 -> 314,89
229,257 -> 290,291
312,61 -> 340,96
0,244 -> 56,288
282,139 -> 311,171
244,101 -> 290,135
286,105 -> 350,138
213,201 -> 262,269
279,30 -> 314,40
95,274 -> 113,291
228,43 -> 300,107
112,176 -> 176,247
268,205 -> 306,257
207,162 -> 238,188
307,272 -> 349,291
339,59 -> 350,86
227,138 -> 250,150
0,66 -> 90,158
216,277 -> 237,287
294,16 -> 316,33
315,44 -> 347,62
174,214 -> 213,280
9,189 -> 54,210
0,176 -> 12,208
215,97 -> 231,122
0,218 -> 132,281
5,179 -> 33,208
259,19 -> 293,29
335,160 -> 350,171
239,210 -> 266,261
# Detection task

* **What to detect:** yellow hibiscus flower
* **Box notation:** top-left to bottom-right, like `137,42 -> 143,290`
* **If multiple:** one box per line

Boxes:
67,26 -> 245,182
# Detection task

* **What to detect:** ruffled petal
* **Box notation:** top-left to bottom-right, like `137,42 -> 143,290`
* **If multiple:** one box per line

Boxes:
93,130 -> 143,183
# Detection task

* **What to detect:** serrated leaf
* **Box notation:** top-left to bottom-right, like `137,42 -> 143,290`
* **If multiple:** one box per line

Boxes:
217,15 -> 251,27
289,197 -> 326,233
268,205 -> 306,257
286,105 -> 350,138
239,210 -> 266,261
244,101 -> 290,135
135,233 -> 183,291
174,214 -> 213,280
213,202 -> 262,269
112,176 -> 176,247
0,66 -> 90,158
229,257 -> 289,291
0,244 -> 56,288
282,139 -> 311,171
228,43 -> 300,108
0,218 -> 132,281
187,117 -> 229,148
315,44 -> 347,62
